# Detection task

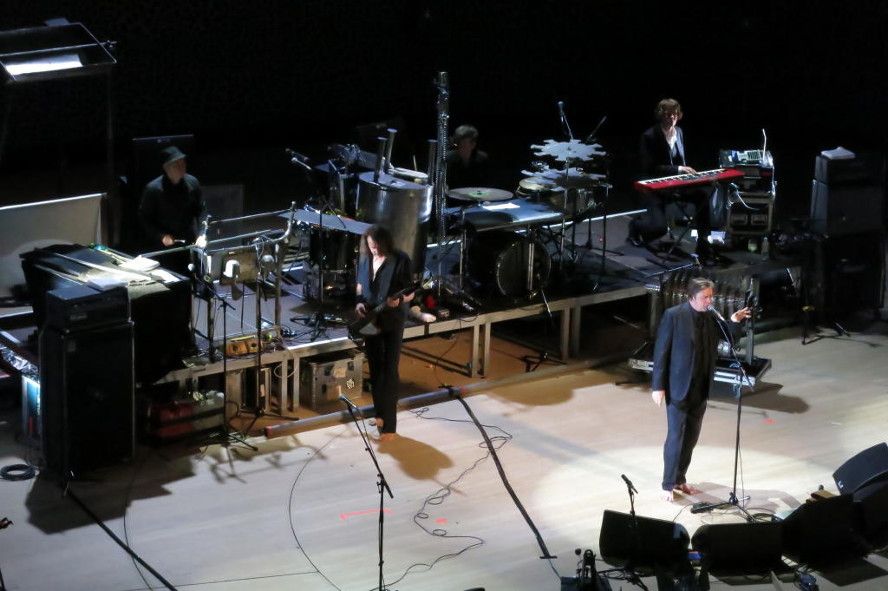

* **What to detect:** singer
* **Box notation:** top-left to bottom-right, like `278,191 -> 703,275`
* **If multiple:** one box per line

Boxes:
355,225 -> 414,442
630,98 -> 717,264
651,277 -> 751,501
139,145 -> 208,272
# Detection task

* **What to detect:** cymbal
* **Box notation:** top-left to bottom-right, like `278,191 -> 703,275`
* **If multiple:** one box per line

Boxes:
530,139 -> 606,162
446,187 -> 513,202
518,177 -> 561,193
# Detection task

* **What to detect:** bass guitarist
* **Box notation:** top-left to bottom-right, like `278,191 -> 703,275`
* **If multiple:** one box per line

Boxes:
355,225 -> 415,441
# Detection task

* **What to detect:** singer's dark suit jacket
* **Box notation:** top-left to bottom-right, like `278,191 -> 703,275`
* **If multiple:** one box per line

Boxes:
639,125 -> 686,179
652,302 -> 741,404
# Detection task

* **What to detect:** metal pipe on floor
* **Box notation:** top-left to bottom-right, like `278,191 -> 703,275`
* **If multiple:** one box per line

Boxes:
264,352 -> 628,439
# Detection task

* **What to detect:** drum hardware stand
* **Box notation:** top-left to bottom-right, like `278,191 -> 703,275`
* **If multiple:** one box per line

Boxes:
339,392 -> 395,591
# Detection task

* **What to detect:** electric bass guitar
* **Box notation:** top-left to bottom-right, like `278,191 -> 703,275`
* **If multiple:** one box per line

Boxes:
348,281 -> 422,338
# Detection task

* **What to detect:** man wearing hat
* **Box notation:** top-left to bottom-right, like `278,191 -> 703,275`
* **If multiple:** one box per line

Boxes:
139,145 -> 208,264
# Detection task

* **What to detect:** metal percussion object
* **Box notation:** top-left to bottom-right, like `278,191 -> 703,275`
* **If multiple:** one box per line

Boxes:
446,187 -> 514,203
391,166 -> 429,183
467,231 -> 551,298
356,171 -> 433,277
530,139 -> 607,162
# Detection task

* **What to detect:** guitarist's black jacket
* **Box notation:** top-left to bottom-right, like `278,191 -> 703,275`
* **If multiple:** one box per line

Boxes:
356,250 -> 413,333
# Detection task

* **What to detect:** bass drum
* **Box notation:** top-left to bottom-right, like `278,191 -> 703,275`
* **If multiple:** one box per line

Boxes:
467,231 -> 551,298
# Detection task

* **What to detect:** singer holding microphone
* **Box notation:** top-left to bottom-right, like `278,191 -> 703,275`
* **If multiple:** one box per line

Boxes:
651,277 -> 751,501
139,145 -> 207,273
355,225 -> 414,442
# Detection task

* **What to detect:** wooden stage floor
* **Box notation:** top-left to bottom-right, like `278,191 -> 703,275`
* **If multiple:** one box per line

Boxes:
2,320 -> 888,590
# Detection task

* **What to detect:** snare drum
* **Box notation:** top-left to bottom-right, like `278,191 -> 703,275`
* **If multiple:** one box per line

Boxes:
467,231 -> 551,298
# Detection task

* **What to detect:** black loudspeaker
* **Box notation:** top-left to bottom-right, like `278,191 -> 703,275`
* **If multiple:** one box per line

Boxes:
781,495 -> 868,566
691,521 -> 783,572
808,232 -> 885,318
810,181 -> 884,236
599,510 -> 690,570
40,322 -> 135,477
853,480 -> 888,549
833,442 -> 888,494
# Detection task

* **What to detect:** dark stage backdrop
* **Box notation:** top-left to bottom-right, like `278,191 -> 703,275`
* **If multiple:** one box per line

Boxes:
2,1 -> 886,221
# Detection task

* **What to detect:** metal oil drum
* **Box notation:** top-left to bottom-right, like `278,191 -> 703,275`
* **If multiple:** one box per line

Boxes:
356,171 -> 433,277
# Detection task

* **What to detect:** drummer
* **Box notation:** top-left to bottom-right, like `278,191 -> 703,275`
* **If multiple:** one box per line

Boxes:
446,124 -> 490,189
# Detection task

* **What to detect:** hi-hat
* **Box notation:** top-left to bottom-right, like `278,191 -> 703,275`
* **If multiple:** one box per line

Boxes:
446,187 -> 513,202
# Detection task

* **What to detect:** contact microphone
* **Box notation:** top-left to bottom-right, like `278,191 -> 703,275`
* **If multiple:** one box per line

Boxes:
621,474 -> 639,495
338,394 -> 356,408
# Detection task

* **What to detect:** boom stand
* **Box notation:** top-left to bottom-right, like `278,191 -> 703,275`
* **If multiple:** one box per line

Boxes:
340,396 -> 394,591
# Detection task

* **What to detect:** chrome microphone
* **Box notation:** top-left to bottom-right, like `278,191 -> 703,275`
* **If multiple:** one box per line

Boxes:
707,304 -> 727,323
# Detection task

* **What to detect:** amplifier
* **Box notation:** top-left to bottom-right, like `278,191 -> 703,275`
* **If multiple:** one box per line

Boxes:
300,350 -> 363,411
44,284 -> 129,331
727,194 -> 774,236
628,342 -> 771,387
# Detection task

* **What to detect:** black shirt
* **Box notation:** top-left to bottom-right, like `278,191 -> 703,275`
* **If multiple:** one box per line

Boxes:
356,250 -> 412,332
687,309 -> 716,407
446,149 -> 490,189
139,173 -> 206,247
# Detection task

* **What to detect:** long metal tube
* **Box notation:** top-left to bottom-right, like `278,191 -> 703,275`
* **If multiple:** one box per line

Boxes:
433,71 -> 449,248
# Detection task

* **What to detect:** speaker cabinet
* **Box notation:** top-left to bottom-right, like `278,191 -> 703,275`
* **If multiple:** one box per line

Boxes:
599,509 -> 689,570
40,322 -> 135,477
853,480 -> 888,549
781,495 -> 868,566
833,442 -> 888,494
808,232 -> 885,318
691,521 -> 783,572
811,181 -> 884,236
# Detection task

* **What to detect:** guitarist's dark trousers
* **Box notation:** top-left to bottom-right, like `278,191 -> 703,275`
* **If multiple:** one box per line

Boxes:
365,321 -> 405,434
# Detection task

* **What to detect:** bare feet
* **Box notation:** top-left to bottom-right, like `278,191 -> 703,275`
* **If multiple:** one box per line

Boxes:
674,483 -> 702,495
379,432 -> 397,443
662,489 -> 676,502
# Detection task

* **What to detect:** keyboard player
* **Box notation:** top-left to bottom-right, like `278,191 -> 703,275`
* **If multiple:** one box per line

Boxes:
630,98 -> 716,263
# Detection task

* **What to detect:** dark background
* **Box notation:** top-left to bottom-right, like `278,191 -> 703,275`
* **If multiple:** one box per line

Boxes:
2,0 -> 886,238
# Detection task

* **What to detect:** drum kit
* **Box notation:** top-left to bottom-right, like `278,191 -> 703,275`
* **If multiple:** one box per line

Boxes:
444,138 -> 611,299
300,135 -> 611,305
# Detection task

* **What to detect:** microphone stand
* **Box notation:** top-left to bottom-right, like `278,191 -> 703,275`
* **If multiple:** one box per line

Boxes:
193,271 -> 257,450
691,310 -> 755,519
340,393 -> 394,591
620,475 -> 649,591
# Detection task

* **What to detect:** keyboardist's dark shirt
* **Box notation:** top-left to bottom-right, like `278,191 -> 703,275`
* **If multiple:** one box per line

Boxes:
639,125 -> 687,179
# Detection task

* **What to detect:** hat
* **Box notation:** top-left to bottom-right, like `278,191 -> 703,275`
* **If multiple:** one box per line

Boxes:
160,145 -> 186,166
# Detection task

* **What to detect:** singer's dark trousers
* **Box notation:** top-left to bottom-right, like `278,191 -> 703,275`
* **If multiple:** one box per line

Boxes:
364,324 -> 404,434
662,397 -> 707,491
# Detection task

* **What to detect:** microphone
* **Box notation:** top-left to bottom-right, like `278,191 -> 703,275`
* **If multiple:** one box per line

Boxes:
585,115 -> 608,143
557,100 -> 573,140
285,148 -> 312,171
621,474 -> 639,495
707,304 -> 727,323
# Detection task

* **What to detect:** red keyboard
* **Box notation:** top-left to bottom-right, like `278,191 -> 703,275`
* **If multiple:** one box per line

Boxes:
634,168 -> 744,192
